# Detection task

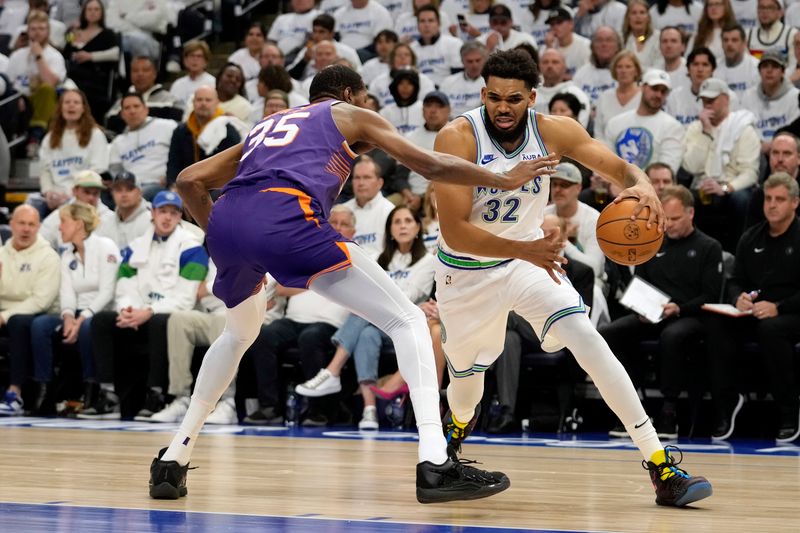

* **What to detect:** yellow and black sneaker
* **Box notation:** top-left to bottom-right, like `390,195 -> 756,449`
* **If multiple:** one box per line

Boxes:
643,446 -> 712,507
149,447 -> 192,499
442,404 -> 481,461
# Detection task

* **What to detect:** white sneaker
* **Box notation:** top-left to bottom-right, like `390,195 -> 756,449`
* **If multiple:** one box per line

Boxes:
295,369 -> 341,397
206,397 -> 238,425
149,396 -> 190,423
358,406 -> 379,430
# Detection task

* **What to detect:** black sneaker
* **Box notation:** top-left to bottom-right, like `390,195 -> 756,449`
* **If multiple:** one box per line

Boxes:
486,405 -> 516,434
776,405 -> 800,443
442,404 -> 481,461
655,409 -> 678,440
416,458 -> 510,504
243,405 -> 284,426
77,388 -> 120,419
149,447 -> 191,499
643,446 -> 712,507
135,389 -> 167,421
711,393 -> 744,441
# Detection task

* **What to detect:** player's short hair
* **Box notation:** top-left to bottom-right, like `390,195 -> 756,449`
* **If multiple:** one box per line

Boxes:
644,161 -> 674,179
309,65 -> 366,102
764,172 -> 800,198
481,49 -> 540,89
660,184 -> 694,208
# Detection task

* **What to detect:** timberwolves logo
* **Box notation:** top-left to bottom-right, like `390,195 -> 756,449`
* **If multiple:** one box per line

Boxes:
623,222 -> 640,240
615,127 -> 654,168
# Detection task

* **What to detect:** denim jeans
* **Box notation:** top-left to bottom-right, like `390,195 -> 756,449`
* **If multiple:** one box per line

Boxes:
332,313 -> 390,383
30,313 -> 95,382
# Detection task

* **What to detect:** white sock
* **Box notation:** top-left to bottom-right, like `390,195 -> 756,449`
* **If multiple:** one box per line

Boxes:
549,315 -> 663,462
161,290 -> 266,465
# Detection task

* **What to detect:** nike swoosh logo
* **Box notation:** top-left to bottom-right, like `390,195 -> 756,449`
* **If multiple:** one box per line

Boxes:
634,420 -> 648,429
754,248 -> 765,253
655,252 -> 666,257
480,154 -> 497,165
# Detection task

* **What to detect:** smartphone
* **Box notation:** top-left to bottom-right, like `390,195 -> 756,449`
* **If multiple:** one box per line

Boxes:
457,14 -> 468,29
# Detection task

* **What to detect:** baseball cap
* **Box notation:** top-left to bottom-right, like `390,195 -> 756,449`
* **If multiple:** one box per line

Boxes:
112,170 -> 139,188
641,68 -> 672,89
423,90 -> 450,107
546,6 -> 574,24
551,163 -> 582,184
72,169 -> 106,189
488,4 -> 512,21
152,190 -> 183,210
759,49 -> 787,68
697,78 -> 730,99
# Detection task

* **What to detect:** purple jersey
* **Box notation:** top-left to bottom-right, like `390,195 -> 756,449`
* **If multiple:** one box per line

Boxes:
223,99 -> 356,218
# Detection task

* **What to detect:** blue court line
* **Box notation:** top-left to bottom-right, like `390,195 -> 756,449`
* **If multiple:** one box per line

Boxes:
0,502 -> 596,533
1,417 -> 798,457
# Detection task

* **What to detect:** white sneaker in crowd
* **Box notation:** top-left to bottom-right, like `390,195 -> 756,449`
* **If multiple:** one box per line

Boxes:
206,397 -> 238,425
358,405 -> 379,431
295,369 -> 341,397
149,396 -> 190,423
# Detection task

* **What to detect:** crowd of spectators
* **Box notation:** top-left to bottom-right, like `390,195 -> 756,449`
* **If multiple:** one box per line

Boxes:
0,0 -> 798,443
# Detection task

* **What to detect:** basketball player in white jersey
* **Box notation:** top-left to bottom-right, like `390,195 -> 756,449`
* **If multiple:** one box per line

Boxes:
434,49 -> 713,507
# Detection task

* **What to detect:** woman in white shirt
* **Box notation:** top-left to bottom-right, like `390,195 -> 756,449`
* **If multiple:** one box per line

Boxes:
594,49 -> 643,141
295,206 -> 441,430
687,0 -> 736,60
34,88 -> 109,217
29,202 -> 121,414
623,0 -> 661,69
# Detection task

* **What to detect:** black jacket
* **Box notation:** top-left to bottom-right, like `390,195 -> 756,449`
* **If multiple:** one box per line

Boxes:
728,217 -> 800,314
166,121 -> 241,186
636,228 -> 723,315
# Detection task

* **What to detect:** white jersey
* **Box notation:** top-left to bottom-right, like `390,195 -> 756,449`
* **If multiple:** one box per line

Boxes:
437,107 -> 550,268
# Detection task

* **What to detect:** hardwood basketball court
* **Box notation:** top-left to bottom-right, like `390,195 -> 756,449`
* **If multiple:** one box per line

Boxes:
1,419 -> 798,532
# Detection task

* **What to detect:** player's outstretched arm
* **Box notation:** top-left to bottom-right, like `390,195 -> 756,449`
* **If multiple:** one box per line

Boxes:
344,106 -> 558,190
433,124 -> 567,283
176,143 -> 244,231
540,115 -> 665,233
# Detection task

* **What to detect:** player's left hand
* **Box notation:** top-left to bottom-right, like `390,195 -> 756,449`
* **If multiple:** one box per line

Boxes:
614,181 -> 665,233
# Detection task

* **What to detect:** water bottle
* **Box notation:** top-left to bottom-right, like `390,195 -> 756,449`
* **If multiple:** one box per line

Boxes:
386,396 -> 406,428
285,385 -> 299,427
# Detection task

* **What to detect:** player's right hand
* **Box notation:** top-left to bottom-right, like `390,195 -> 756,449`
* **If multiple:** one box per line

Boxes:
500,153 -> 560,190
516,228 -> 568,284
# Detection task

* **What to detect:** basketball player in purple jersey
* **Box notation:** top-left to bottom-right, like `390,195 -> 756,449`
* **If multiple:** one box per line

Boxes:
148,65 -> 561,504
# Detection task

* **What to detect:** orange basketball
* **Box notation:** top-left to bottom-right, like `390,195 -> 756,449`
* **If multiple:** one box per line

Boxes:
596,198 -> 664,266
